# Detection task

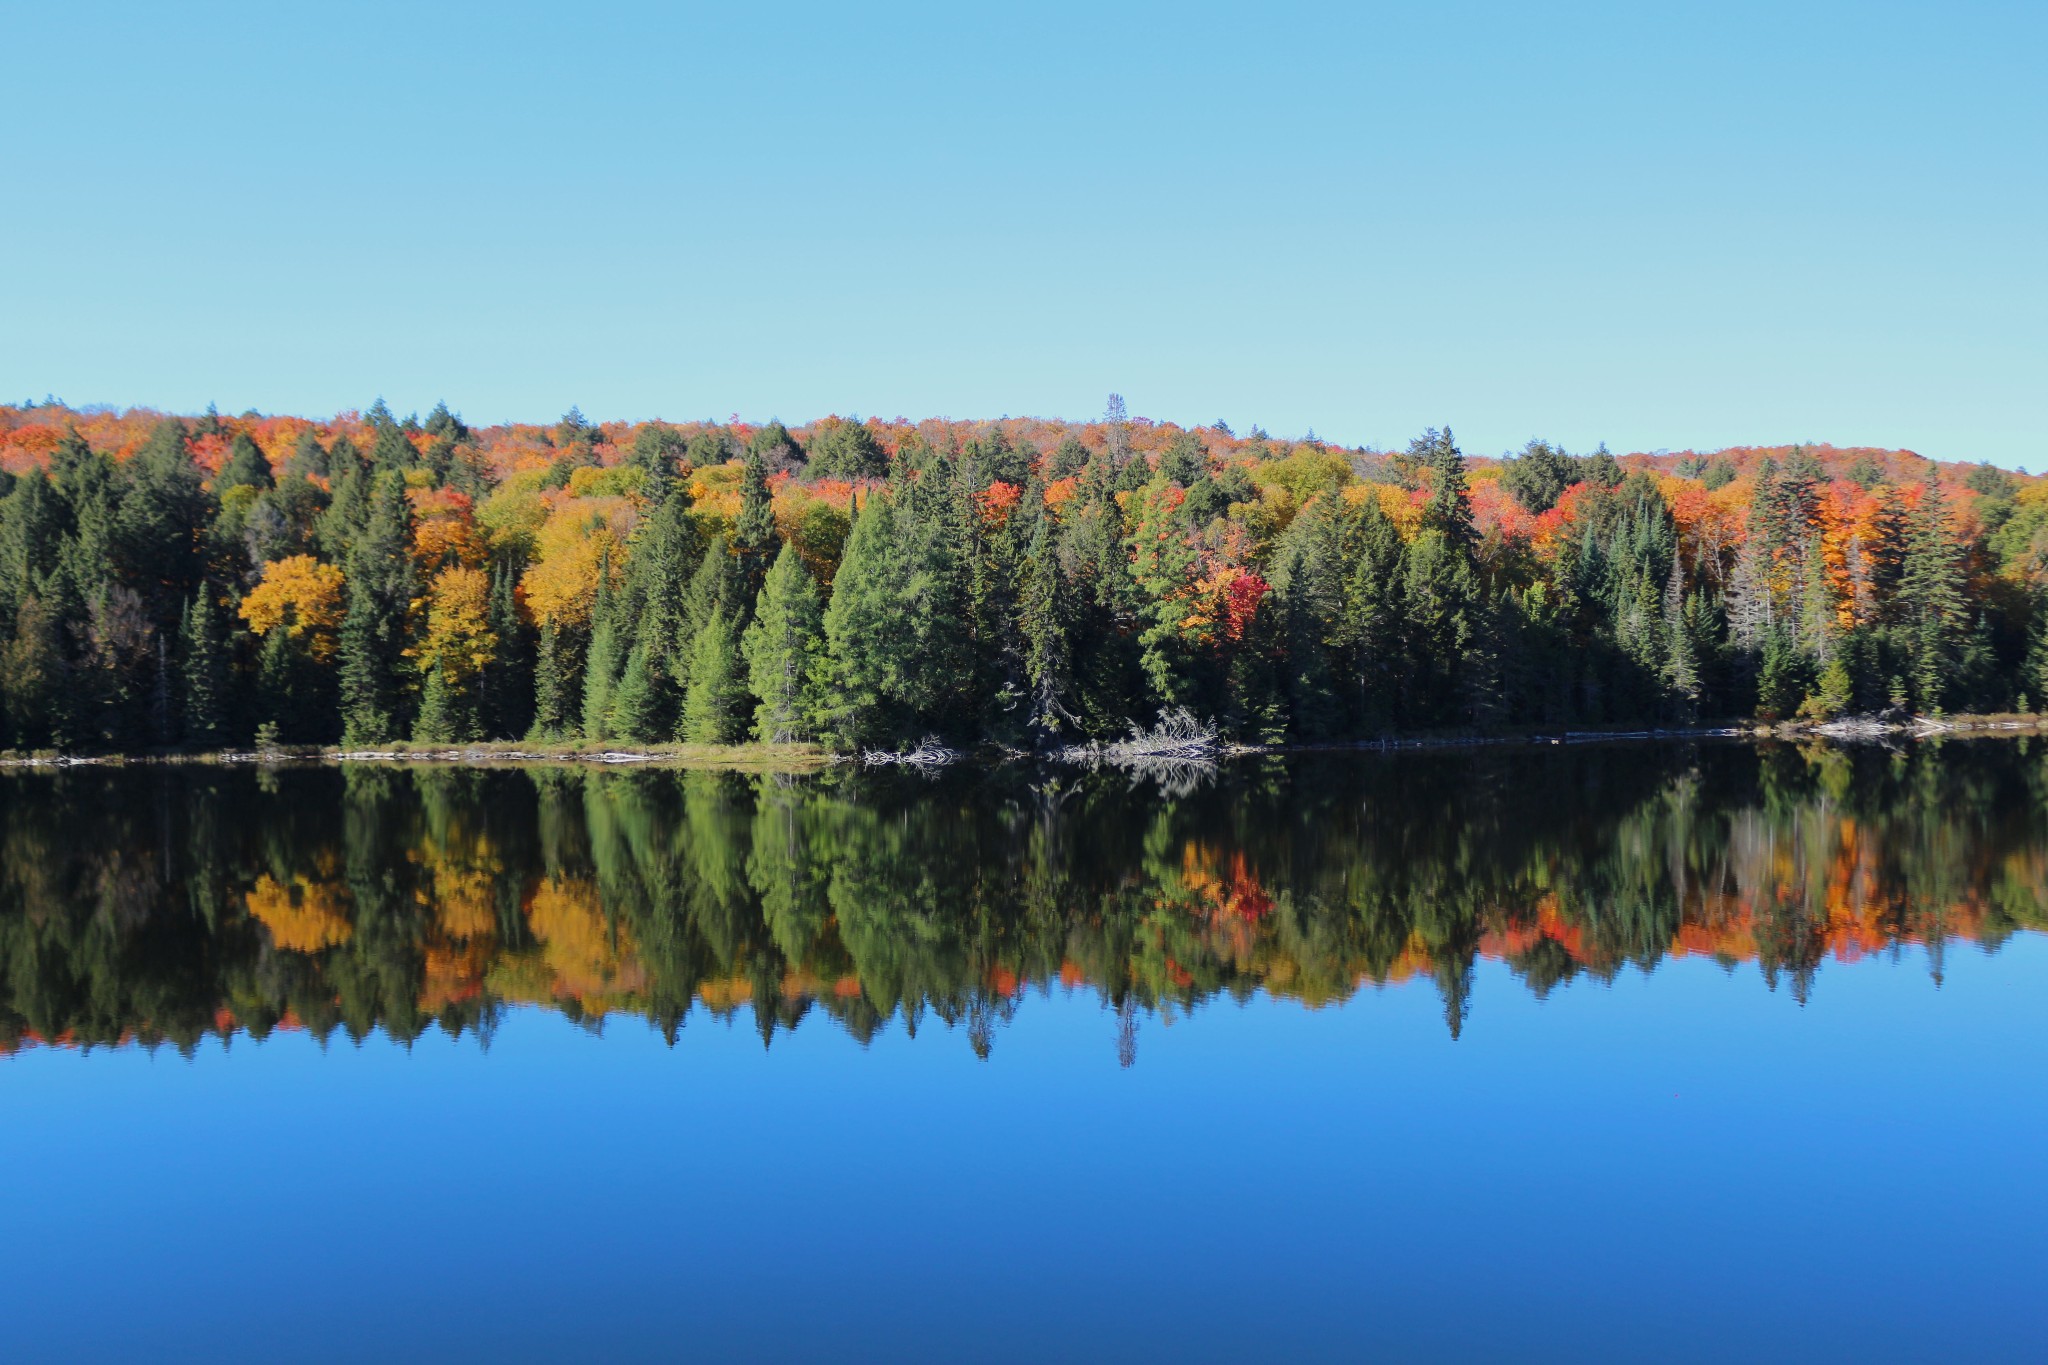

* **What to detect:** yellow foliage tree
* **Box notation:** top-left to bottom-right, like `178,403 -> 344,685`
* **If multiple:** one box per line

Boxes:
239,555 -> 346,662
414,565 -> 497,684
520,497 -> 632,627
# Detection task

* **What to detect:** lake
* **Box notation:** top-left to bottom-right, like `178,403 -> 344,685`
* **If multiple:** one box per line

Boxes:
3,740 -> 2046,1362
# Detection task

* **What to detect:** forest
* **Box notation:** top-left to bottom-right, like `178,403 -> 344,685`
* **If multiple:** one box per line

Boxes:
2,742 -> 2043,1057
1,398 -> 2045,754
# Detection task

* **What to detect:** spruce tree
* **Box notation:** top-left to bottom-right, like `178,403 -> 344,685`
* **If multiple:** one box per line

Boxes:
581,567 -> 622,741
1416,427 -> 1476,554
338,471 -> 413,745
1901,476 -> 1966,711
338,574 -> 391,745
414,659 -> 459,742
179,591 -> 228,748
530,618 -> 572,740
742,543 -> 826,742
610,641 -> 664,742
256,624 -> 300,743
819,491 -> 909,747
481,561 -> 534,739
1661,559 -> 1702,720
681,605 -> 748,744
735,447 -> 779,609
1017,506 -> 1076,741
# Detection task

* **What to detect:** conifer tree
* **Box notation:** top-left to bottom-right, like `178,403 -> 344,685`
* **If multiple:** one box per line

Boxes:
1017,505 -> 1076,741
819,490 -> 909,747
735,447 -> 780,609
256,624 -> 302,743
179,591 -> 228,748
413,659 -> 459,742
1901,476 -> 1966,711
1661,558 -> 1702,719
530,618 -> 572,740
681,605 -> 748,743
581,565 -> 622,741
337,472 -> 413,745
1417,427 -> 1476,554
609,641 -> 664,742
741,543 -> 825,742
481,561 -> 534,740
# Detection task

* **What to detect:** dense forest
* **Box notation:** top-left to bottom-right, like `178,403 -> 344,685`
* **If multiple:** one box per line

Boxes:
1,398 -> 2044,753
2,742 -> 2044,1056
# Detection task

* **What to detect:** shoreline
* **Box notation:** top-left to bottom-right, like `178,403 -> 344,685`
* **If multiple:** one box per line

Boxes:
6,714 -> 2047,771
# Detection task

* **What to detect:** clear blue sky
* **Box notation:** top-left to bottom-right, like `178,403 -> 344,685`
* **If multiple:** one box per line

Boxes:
4,1 -> 2042,467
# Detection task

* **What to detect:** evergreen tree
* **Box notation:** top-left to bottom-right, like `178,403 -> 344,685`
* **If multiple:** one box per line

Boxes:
1017,504 -> 1076,742
581,564 -> 622,741
1416,427 -> 1476,554
530,618 -> 573,740
806,418 -> 888,479
256,625 -> 302,744
480,561 -> 534,739
216,433 -> 272,492
413,659 -> 460,742
819,491 -> 910,747
1661,559 -> 1702,720
681,606 -> 748,743
609,641 -> 664,742
741,543 -> 826,742
629,422 -> 687,502
338,472 -> 414,745
179,591 -> 228,748
1756,629 -> 1806,721
1900,476 -> 1966,711
734,447 -> 780,609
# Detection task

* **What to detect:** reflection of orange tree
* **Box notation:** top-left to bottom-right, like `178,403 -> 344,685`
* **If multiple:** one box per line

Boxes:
503,876 -> 648,1013
244,874 -> 352,953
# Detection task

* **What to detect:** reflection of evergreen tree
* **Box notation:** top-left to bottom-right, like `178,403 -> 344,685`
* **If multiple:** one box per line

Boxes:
4,742 -> 2048,1055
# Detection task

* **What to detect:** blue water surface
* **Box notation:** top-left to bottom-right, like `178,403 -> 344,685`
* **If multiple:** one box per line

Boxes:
5,938 -> 2043,1363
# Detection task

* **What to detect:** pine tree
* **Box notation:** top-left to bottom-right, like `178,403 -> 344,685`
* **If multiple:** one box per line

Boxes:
735,447 -> 780,608
337,472 -> 413,745
256,624 -> 302,744
413,659 -> 459,742
338,574 -> 390,745
1017,506 -> 1076,742
629,422 -> 686,503
682,605 -> 748,743
1900,476 -> 1966,712
480,561 -> 534,739
179,591 -> 228,748
1756,629 -> 1806,721
1270,499 -> 1346,740
1661,559 -> 1702,720
741,543 -> 826,742
581,567 -> 622,741
819,490 -> 909,747
609,641 -> 664,742
530,618 -> 572,740
1416,427 -> 1476,555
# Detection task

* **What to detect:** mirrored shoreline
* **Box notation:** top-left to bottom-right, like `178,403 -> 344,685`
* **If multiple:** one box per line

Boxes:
6,738 -> 2045,1060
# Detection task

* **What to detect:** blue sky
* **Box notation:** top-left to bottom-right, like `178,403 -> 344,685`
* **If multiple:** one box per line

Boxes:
4,1 -> 2041,467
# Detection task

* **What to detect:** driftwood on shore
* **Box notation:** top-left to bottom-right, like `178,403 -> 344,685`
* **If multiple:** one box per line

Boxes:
860,737 -> 962,769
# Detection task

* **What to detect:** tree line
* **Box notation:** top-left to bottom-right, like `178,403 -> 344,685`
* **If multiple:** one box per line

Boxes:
1,398 -> 2043,753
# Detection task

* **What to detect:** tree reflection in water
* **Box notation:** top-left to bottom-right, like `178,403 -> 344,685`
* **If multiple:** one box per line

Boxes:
5,739 -> 2046,1059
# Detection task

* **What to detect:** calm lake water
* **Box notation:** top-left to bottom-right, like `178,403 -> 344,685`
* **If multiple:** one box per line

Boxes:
3,741 -> 2046,1362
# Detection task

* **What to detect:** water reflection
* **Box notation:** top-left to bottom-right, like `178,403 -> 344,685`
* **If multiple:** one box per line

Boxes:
4,740 -> 2044,1059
